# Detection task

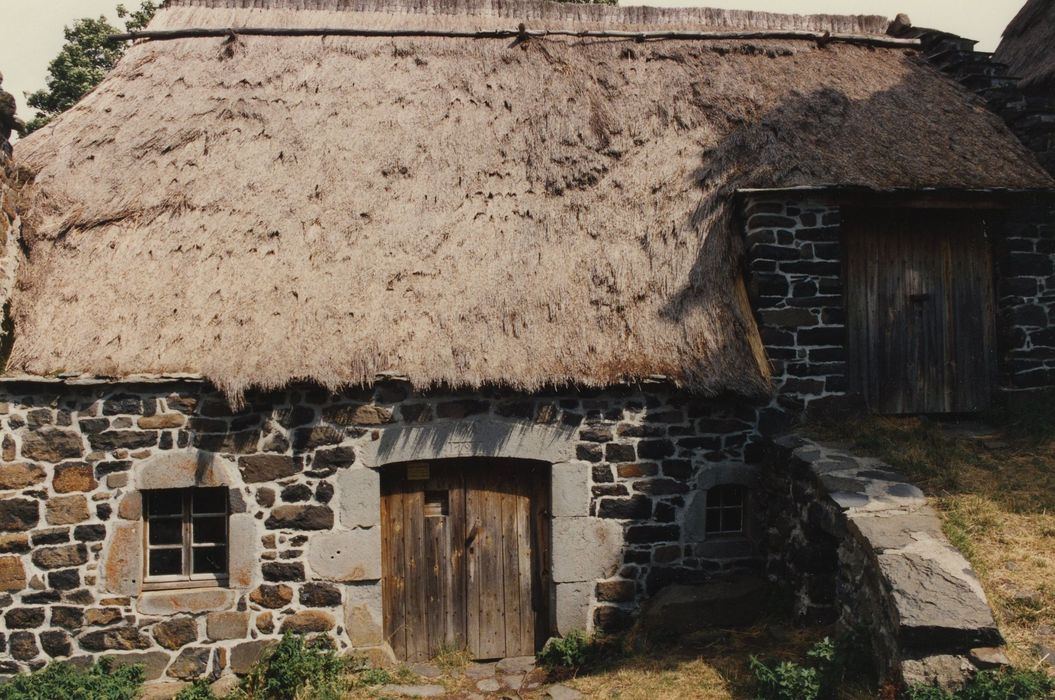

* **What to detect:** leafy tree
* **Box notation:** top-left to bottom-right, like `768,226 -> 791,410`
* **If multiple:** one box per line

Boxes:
23,2 -> 156,134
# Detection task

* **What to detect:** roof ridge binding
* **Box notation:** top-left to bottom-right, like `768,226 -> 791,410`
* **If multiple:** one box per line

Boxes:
157,0 -> 895,36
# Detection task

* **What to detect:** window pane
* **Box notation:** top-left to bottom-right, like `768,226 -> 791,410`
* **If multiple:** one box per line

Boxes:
145,489 -> 183,517
192,489 -> 227,515
721,486 -> 744,507
149,549 -> 182,576
149,518 -> 183,546
193,516 -> 226,545
705,507 -> 722,533
722,508 -> 743,533
193,546 -> 226,575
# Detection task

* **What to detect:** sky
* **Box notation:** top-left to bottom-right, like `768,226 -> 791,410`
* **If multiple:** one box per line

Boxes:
0,0 -> 1030,123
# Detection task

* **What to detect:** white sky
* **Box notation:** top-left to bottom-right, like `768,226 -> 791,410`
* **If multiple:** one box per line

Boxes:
0,0 -> 1028,121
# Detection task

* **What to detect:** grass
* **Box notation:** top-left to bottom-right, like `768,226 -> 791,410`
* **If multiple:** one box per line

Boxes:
804,393 -> 1055,673
341,621 -> 875,699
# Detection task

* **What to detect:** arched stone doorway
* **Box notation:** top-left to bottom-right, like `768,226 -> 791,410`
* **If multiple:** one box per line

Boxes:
380,458 -> 551,662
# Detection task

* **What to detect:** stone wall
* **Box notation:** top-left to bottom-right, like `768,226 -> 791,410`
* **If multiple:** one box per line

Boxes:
761,436 -> 1004,690
744,197 -> 847,411
0,379 -> 767,682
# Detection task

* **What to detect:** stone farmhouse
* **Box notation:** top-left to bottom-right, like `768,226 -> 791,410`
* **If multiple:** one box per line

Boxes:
0,0 -> 1053,690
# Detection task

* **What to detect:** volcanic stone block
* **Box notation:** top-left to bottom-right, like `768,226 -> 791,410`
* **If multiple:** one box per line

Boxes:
9,631 -> 38,660
249,584 -> 293,609
264,505 -> 334,530
84,608 -> 123,626
307,529 -> 380,582
324,404 -> 393,426
78,626 -> 152,651
551,517 -> 623,583
40,630 -> 72,658
51,606 -> 84,631
31,543 -> 87,570
0,498 -> 39,531
337,468 -> 379,528
154,617 -> 198,650
20,427 -> 84,462
206,611 -> 249,641
5,607 -> 44,628
46,495 -> 90,525
137,413 -> 186,430
595,579 -> 636,603
262,562 -> 304,582
0,463 -> 45,490
88,431 -> 158,452
168,647 -> 210,680
52,462 -> 97,493
239,455 -> 301,483
299,582 -> 341,607
231,640 -> 277,675
313,446 -> 357,469
107,651 -> 171,681
280,610 -> 334,633
0,555 -> 25,591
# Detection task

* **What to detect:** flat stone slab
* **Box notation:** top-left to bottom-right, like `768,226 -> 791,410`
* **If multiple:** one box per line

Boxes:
465,662 -> 496,679
407,662 -> 443,678
380,684 -> 447,697
547,685 -> 584,700
495,655 -> 536,674
476,678 -> 502,692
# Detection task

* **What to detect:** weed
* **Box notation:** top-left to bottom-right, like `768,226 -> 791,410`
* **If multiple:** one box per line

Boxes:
0,658 -> 144,700
174,680 -> 219,700
351,667 -> 392,687
749,656 -> 822,700
539,630 -> 593,670
432,644 -> 472,674
235,632 -> 347,700
904,667 -> 1055,700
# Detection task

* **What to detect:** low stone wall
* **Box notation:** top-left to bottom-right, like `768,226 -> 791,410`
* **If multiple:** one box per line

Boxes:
761,435 -> 1004,690
0,379 -> 767,682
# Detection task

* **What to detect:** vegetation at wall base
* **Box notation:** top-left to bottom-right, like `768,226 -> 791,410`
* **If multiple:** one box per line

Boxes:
0,658 -> 144,700
904,668 -> 1055,699
235,632 -> 348,700
750,633 -> 872,700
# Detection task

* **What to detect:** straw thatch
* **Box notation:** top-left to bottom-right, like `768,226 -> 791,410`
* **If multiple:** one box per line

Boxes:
996,0 -> 1055,91
9,0 -> 1053,399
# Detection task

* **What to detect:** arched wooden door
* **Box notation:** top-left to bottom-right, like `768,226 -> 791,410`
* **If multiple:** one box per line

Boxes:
380,459 -> 551,662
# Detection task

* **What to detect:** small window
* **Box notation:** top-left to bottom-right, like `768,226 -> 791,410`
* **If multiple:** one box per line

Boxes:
705,484 -> 746,537
143,488 -> 228,589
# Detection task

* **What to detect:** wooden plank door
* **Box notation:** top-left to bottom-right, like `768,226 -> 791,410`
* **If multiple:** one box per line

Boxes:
381,460 -> 549,662
844,209 -> 997,414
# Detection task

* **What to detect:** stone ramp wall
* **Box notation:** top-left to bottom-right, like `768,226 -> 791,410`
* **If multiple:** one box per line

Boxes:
761,435 -> 1004,690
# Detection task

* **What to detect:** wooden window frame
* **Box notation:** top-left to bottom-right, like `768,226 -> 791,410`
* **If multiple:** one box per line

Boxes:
704,484 -> 749,539
142,488 -> 229,591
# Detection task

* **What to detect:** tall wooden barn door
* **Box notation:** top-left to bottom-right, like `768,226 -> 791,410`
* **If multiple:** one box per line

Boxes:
844,209 -> 997,414
380,459 -> 550,662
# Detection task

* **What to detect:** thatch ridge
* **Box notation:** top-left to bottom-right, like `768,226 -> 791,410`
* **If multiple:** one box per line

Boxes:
159,0 -> 893,34
995,0 -> 1055,91
9,0 -> 1053,400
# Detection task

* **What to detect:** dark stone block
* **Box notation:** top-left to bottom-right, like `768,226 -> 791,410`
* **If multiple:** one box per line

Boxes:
49,569 -> 80,591
9,631 -> 38,661
1010,304 -> 1048,327
95,461 -> 132,477
51,606 -> 84,631
88,431 -> 158,452
290,426 -> 343,450
593,606 -> 633,633
616,423 -> 666,438
579,426 -> 612,443
632,479 -> 689,496
103,395 -> 144,415
299,582 -> 341,607
80,627 -> 152,652
312,447 -> 356,469
1009,252 -> 1053,277
275,406 -> 315,429
779,260 -> 841,276
591,484 -> 628,497
239,455 -> 301,483
637,440 -> 675,459
280,484 -> 312,503
591,465 -> 613,483
751,244 -> 801,261
797,327 -> 845,347
314,482 -> 334,504
78,418 -> 109,434
399,403 -> 434,423
748,215 -> 798,229
4,608 -> 44,629
31,528 -> 69,546
262,562 -> 305,582
40,630 -> 71,658
0,499 -> 39,531
596,579 -> 636,603
597,496 -> 652,520
625,524 -> 680,544
264,505 -> 334,531
605,443 -> 636,462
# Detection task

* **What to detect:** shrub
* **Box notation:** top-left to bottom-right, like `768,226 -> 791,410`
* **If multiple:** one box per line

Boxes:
538,630 -> 592,670
749,656 -> 822,700
904,668 -> 1055,700
0,658 -> 144,700
235,633 -> 348,700
174,680 -> 219,700
353,667 -> 392,687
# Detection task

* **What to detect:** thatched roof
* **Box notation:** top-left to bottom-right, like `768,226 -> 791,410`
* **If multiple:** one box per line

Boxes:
995,0 -> 1055,92
9,0 -> 1054,399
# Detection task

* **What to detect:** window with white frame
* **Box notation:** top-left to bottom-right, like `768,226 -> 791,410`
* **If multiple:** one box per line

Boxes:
143,488 -> 228,589
704,484 -> 746,536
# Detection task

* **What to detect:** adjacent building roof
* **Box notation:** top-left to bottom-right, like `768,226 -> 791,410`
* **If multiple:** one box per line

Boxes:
9,0 -> 1054,399
995,0 -> 1055,92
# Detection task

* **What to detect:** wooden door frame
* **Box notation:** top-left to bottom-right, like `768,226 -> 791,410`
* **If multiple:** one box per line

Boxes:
379,458 -> 553,661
